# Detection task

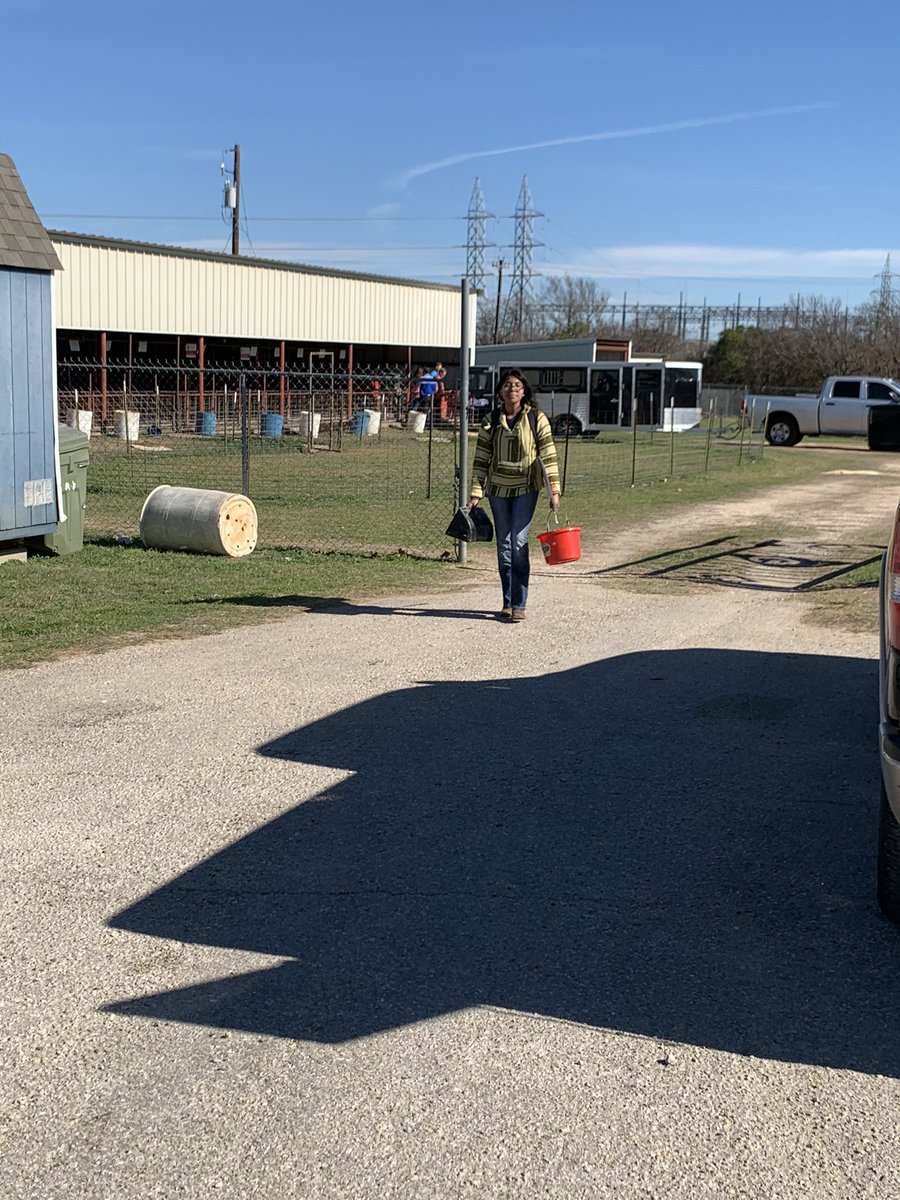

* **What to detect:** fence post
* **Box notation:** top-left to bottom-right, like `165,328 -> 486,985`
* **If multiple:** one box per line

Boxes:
630,394 -> 638,486
122,379 -> 132,457
426,394 -> 434,500
669,397 -> 675,477
562,395 -> 573,494
704,396 -> 715,473
746,397 -> 758,459
762,400 -> 771,461
457,279 -> 470,564
737,400 -> 747,466
240,371 -> 250,496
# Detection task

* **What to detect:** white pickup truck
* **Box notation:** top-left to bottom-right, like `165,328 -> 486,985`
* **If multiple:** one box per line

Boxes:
745,375 -> 900,446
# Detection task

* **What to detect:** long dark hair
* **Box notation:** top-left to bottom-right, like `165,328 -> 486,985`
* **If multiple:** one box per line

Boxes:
494,367 -> 535,407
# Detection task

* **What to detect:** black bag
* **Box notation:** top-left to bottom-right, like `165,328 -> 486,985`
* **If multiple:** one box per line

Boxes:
470,505 -> 494,542
445,505 -> 494,543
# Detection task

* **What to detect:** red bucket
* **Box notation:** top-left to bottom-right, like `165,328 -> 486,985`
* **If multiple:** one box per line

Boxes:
537,524 -> 582,565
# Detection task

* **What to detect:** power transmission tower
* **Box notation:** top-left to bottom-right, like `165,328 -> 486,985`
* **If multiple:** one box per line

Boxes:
507,176 -> 543,340
869,254 -> 897,332
465,178 -> 492,293
877,254 -> 895,308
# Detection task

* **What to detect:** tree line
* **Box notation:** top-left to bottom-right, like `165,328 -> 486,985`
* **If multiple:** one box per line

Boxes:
480,274 -> 900,391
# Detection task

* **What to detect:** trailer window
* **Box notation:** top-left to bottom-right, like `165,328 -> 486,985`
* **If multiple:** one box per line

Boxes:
590,369 -> 621,424
666,368 -> 700,406
468,368 -> 495,399
527,368 -> 586,394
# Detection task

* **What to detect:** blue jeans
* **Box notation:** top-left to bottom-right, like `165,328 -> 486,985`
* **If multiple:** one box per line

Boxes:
488,491 -> 539,610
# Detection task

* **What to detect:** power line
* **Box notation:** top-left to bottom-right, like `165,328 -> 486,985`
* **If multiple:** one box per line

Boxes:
41,212 -> 467,222
245,245 -> 460,252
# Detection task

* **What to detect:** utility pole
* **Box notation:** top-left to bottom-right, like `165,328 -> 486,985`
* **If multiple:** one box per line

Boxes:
492,258 -> 505,343
232,143 -> 241,256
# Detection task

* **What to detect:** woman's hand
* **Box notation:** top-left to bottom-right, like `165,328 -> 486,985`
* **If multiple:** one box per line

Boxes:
550,491 -> 561,512
466,497 -> 480,509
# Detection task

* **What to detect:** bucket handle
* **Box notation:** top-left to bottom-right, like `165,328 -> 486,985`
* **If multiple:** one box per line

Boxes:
545,510 -> 572,531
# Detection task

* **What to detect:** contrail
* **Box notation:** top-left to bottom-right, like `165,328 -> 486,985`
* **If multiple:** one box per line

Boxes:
394,103 -> 833,187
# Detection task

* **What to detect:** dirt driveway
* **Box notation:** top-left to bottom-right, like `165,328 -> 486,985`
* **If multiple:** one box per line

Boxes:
514,447 -> 900,633
4,453 -> 900,1199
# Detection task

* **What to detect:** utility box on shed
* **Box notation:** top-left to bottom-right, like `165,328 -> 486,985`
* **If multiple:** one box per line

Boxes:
0,153 -> 64,549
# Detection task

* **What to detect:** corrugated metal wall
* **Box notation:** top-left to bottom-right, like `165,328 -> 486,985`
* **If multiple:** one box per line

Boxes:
0,268 -> 58,537
51,238 -> 473,347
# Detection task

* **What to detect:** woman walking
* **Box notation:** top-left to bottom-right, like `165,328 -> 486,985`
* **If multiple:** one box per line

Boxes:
467,368 -> 561,622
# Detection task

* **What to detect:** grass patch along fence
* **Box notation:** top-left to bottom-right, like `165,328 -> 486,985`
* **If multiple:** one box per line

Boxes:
82,416 -> 768,556
60,357 -> 778,556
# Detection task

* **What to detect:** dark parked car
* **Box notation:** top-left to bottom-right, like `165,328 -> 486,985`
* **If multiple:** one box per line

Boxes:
878,520 -> 900,921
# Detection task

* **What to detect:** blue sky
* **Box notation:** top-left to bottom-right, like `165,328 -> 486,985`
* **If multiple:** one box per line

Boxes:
3,0 -> 899,311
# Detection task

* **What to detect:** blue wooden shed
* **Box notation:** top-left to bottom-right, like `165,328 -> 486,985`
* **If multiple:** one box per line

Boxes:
0,153 -> 63,546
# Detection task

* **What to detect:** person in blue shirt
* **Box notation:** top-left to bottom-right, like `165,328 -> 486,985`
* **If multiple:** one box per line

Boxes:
417,369 -> 438,410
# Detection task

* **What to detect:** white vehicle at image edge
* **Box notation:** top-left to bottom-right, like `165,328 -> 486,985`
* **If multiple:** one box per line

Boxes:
745,375 -> 900,446
878,515 -> 900,922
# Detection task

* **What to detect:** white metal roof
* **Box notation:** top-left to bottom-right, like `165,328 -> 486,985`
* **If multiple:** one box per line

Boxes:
49,231 -> 472,348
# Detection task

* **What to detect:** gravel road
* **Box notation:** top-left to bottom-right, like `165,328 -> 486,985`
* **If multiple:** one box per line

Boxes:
4,459 -> 900,1199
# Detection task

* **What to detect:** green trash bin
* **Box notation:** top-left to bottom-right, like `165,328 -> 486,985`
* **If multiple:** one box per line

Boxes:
43,424 -> 90,556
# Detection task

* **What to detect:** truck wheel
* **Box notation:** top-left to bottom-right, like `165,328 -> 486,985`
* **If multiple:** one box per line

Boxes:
553,414 -> 582,438
765,414 -> 801,446
878,781 -> 900,923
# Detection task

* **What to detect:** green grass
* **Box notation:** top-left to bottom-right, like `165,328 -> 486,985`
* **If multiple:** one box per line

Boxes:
3,434 -> 890,670
0,539 -> 447,670
84,428 -> 463,553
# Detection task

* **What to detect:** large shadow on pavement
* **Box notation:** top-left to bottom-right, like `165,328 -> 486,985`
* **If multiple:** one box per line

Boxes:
106,648 -> 900,1076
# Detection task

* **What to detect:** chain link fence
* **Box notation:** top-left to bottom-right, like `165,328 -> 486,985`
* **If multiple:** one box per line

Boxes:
700,385 -> 745,419
58,360 -> 763,556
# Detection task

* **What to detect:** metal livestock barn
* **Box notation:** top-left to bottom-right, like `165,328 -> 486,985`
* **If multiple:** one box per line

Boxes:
48,231 -> 475,424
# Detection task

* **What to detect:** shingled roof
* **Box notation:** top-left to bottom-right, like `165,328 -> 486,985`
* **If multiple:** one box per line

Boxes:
0,154 -> 62,273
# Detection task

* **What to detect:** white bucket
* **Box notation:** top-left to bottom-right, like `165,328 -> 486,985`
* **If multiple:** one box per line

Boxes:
66,409 -> 93,436
299,411 -> 321,440
407,410 -> 426,434
114,409 -> 141,442
363,408 -> 381,436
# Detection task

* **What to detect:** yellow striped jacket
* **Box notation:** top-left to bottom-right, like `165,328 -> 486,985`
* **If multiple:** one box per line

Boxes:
469,403 -> 561,500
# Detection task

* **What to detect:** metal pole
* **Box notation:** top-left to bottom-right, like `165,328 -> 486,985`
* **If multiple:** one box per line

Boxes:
240,371 -> 250,495
563,394 -> 572,494
630,394 -> 638,487
426,394 -> 434,499
232,144 -> 241,256
704,397 -> 714,473
492,261 -> 503,344
669,397 -> 675,476
458,280 -> 471,564
738,397 -> 748,466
